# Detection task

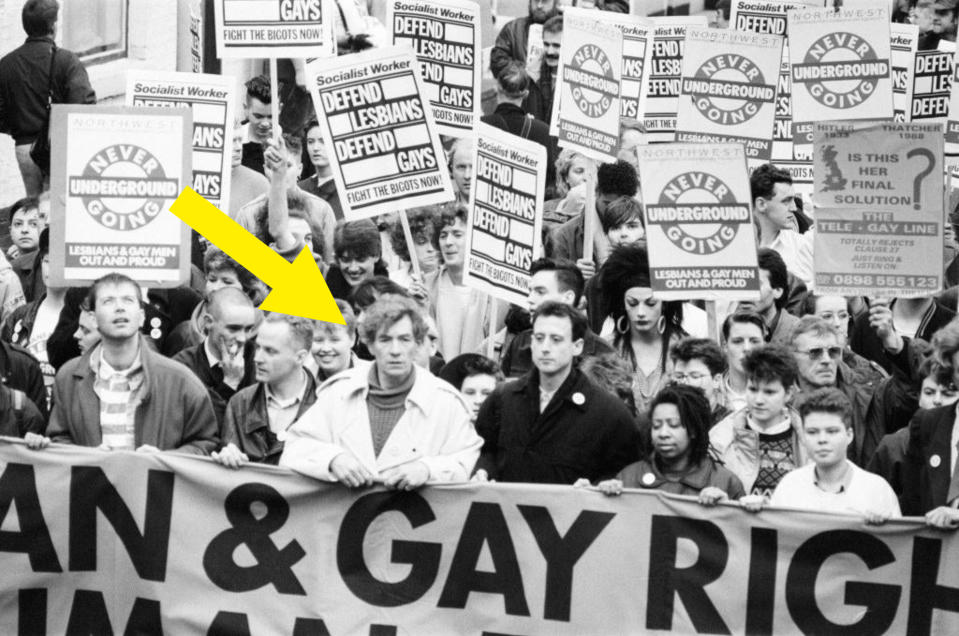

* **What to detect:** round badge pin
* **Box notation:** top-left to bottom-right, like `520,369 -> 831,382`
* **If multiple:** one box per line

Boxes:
150,317 -> 161,328
150,328 -> 162,340
642,472 -> 655,486
931,454 -> 942,468
572,392 -> 585,405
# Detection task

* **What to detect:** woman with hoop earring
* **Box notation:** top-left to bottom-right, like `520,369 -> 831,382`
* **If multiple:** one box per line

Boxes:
599,244 -> 687,416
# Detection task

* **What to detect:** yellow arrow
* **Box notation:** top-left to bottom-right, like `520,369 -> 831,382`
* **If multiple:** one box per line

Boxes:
169,187 -> 344,324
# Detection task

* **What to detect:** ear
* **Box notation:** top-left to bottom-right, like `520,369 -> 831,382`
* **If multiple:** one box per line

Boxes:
572,337 -> 585,357
753,196 -> 767,215
771,286 -> 784,301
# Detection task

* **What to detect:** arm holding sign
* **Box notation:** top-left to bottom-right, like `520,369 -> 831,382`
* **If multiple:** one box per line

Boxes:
264,138 -> 302,259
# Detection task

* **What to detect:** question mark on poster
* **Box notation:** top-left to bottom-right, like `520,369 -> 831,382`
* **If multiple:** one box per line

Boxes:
907,147 -> 935,210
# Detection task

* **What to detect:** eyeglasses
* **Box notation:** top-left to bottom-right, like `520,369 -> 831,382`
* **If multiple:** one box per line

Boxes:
672,372 -> 710,382
794,346 -> 842,361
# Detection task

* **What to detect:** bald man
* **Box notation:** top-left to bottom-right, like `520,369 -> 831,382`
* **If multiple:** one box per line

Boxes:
173,287 -> 258,425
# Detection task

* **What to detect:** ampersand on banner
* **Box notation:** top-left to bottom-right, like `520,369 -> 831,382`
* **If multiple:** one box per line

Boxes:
202,483 -> 306,594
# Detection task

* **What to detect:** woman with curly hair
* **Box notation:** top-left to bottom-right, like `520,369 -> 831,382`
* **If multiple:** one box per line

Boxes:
387,207 -> 440,289
598,244 -> 687,414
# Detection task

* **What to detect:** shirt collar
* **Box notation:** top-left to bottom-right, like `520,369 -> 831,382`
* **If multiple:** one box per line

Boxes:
93,344 -> 143,380
265,369 -> 308,408
813,461 -> 854,493
203,338 -> 221,368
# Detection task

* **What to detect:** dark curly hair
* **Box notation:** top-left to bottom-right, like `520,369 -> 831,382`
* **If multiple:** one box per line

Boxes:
597,160 -> 638,198
750,162 -> 792,202
389,208 -> 440,263
648,384 -> 712,467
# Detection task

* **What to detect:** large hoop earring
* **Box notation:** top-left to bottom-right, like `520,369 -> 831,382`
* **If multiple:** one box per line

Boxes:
616,315 -> 629,334
657,315 -> 666,335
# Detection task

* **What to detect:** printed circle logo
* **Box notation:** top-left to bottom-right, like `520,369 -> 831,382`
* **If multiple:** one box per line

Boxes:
792,32 -> 890,109
68,145 -> 180,231
646,172 -> 750,255
562,44 -> 618,117
684,54 -> 775,125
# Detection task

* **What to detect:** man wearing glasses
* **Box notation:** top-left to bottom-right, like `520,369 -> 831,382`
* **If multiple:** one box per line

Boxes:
788,316 -> 881,467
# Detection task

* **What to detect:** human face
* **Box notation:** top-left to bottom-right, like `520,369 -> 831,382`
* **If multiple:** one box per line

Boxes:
529,0 -> 557,23
738,269 -> 780,320
746,379 -> 791,426
461,373 -> 497,423
11,207 -> 39,252
934,7 -> 956,33
531,314 -> 583,377
439,217 -> 467,269
337,253 -> 377,288
565,155 -> 590,190
814,296 -> 850,345
606,218 -> 645,248
624,287 -> 663,335
595,191 -> 619,218
209,303 -> 256,360
305,126 -> 329,169
802,411 -> 853,470
247,97 -> 273,143
37,196 -> 50,229
757,182 -> 797,232
543,30 -> 561,68
617,129 -> 643,170
93,282 -> 144,341
651,403 -> 691,464
526,270 -> 574,313
913,4 -> 935,32
254,320 -> 306,384
451,148 -> 472,198
369,316 -> 419,385
793,331 -> 841,388
289,217 -> 314,254
231,126 -> 244,168
412,231 -> 438,273
40,253 -> 50,288
312,325 -> 353,377
74,310 -> 101,353
724,321 -> 765,377
919,376 -> 959,409
672,359 -> 719,404
205,268 -> 242,297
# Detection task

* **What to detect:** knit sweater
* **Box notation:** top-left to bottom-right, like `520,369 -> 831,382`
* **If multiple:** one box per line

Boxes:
365,365 -> 414,457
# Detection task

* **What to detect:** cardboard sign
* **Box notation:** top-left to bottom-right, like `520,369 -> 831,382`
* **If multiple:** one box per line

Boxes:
126,71 -> 236,213
777,158 -> 815,206
637,143 -> 760,301
387,0 -> 481,137
554,8 -> 623,162
946,47 -> 959,155
812,121 -> 943,297
213,0 -> 334,59
676,27 -> 783,163
641,16 -> 709,143
306,46 -> 454,220
892,23 -> 919,122
788,6 -> 893,156
464,123 -> 546,306
49,105 -> 192,287
911,42 -> 954,123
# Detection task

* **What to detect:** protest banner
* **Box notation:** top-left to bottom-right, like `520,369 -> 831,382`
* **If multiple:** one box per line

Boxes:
464,123 -> 546,306
305,46 -> 454,220
3,440 -> 959,634
812,121 -> 943,297
386,0 -> 481,138
676,27 -> 783,163
126,71 -> 236,213
553,8 -> 623,162
212,0 -> 334,59
777,158 -> 815,205
788,6 -> 893,158
48,105 -> 192,287
947,46 -> 959,156
641,15 -> 709,144
636,143 -> 760,301
911,42 -> 954,123
891,23 -> 919,122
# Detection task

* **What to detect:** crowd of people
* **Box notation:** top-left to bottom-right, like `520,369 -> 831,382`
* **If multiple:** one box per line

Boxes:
2,0 -> 959,545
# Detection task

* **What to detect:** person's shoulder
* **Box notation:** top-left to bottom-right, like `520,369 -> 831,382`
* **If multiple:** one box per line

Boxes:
775,463 -> 815,490
4,340 -> 40,367
171,341 -> 201,364
316,365 -> 366,398
148,350 -> 208,390
849,462 -> 898,494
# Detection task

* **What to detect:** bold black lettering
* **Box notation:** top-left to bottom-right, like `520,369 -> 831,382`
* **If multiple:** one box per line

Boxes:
437,502 -> 530,616
124,598 -> 162,635
18,588 -> 46,636
69,467 -> 173,581
292,617 -> 332,636
518,505 -> 614,621
66,590 -> 113,636
207,611 -> 250,636
785,530 -> 899,635
337,491 -> 440,606
369,627 -> 397,636
0,463 -> 61,572
908,536 -> 959,633
746,527 -> 778,636
646,515 -> 730,634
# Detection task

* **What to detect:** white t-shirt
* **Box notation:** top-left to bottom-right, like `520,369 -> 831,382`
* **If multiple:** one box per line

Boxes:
770,462 -> 901,518
435,272 -> 473,360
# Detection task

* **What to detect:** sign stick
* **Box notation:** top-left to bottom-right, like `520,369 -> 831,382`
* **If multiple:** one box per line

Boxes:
487,298 -> 498,360
583,174 -> 596,264
706,301 -> 719,344
269,57 -> 280,145
400,210 -> 422,279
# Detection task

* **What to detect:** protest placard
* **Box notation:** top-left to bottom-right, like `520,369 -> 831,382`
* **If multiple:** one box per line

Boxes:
386,0 -> 481,138
465,123 -> 545,306
788,6 -> 893,157
911,42 -> 954,123
812,121 -> 943,297
637,143 -> 760,301
619,18 -> 655,121
553,8 -> 623,162
306,46 -> 454,220
48,105 -> 192,287
641,16 -> 709,143
946,47 -> 959,155
5,440 -> 957,634
212,0 -> 334,59
892,23 -> 919,122
126,71 -> 235,213
777,158 -> 815,205
676,27 -> 783,163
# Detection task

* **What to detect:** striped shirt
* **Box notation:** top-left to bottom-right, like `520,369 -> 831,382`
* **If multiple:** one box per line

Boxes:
91,347 -> 145,450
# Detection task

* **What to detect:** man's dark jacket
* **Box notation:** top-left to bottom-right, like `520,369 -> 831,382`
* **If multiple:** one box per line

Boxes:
902,402 -> 956,515
298,175 -> 344,220
482,102 -> 557,190
173,340 -> 256,426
